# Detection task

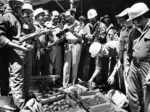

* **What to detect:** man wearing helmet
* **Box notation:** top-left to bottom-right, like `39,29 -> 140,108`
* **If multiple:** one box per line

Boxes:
83,9 -> 109,89
0,0 -> 34,109
126,2 -> 150,112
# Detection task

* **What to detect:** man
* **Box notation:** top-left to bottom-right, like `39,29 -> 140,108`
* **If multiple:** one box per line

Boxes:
21,2 -> 35,101
48,10 -> 63,83
127,3 -> 150,112
33,8 -> 50,76
63,11 -> 82,87
0,0 -> 33,109
107,8 -> 134,94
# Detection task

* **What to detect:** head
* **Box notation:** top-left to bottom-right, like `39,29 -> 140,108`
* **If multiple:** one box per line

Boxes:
87,9 -> 98,24
102,14 -> 111,26
70,8 -> 76,17
79,16 -> 86,24
8,0 -> 24,14
116,8 -> 131,28
128,2 -> 150,29
43,10 -> 50,22
34,8 -> 45,25
65,11 -> 75,24
22,3 -> 33,24
106,28 -> 118,41
89,42 -> 102,58
51,10 -> 60,24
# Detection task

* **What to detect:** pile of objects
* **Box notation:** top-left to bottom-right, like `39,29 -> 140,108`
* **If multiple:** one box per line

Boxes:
29,83 -> 127,112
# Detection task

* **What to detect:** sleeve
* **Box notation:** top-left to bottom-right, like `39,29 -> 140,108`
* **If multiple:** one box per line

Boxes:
0,15 -> 11,48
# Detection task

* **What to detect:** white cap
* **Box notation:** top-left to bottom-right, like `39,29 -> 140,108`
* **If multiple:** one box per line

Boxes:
87,9 -> 98,19
116,8 -> 130,18
22,3 -> 33,12
127,2 -> 149,21
34,8 -> 45,17
52,10 -> 59,17
89,42 -> 102,58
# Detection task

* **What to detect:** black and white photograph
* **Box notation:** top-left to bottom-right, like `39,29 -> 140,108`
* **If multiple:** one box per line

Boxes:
0,0 -> 150,112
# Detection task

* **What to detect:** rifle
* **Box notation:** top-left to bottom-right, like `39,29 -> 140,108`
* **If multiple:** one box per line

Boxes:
19,27 -> 56,42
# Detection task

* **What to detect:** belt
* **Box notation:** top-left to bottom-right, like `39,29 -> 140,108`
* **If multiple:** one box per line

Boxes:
67,40 -> 81,44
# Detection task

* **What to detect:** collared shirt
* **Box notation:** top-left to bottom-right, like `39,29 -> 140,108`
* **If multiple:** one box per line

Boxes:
132,19 -> 150,60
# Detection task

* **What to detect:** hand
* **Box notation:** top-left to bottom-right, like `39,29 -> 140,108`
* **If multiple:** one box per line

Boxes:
107,75 -> 115,85
88,80 -> 95,89
145,72 -> 150,86
18,45 -> 29,52
25,44 -> 34,51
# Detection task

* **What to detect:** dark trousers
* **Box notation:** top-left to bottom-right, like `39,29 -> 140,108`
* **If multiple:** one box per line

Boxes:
0,49 -> 9,96
49,45 -> 63,76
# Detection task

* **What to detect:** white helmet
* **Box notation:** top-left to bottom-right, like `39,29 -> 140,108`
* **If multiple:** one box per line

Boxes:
34,8 -> 45,17
127,2 -> 149,21
22,3 -> 33,12
87,9 -> 98,19
89,42 -> 102,58
116,8 -> 130,18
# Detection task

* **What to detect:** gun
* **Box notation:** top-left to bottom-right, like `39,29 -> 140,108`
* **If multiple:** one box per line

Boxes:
19,27 -> 56,42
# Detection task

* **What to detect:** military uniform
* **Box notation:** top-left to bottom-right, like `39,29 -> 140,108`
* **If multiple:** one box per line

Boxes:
127,20 -> 150,112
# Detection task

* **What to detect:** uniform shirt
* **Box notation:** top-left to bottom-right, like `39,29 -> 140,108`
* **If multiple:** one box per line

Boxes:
83,22 -> 107,43
132,19 -> 150,60
0,12 -> 21,48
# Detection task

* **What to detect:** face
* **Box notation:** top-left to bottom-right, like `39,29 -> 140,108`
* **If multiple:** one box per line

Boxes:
89,17 -> 96,24
22,10 -> 33,23
10,1 -> 23,14
36,13 -> 45,24
53,16 -> 59,24
103,18 -> 111,25
132,16 -> 143,28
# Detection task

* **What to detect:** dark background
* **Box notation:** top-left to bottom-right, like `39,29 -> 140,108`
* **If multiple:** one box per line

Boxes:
35,0 -> 150,17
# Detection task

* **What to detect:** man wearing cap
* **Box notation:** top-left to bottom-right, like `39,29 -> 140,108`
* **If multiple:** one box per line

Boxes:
126,2 -> 150,112
63,11 -> 82,87
0,0 -> 34,109
33,8 -> 50,76
21,2 -> 36,101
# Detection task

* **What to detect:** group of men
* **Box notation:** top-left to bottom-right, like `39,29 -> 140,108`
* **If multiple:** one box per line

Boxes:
89,2 -> 150,112
0,0 -> 150,112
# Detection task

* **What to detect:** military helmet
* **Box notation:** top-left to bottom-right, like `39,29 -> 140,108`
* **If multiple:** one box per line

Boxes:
87,9 -> 98,19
